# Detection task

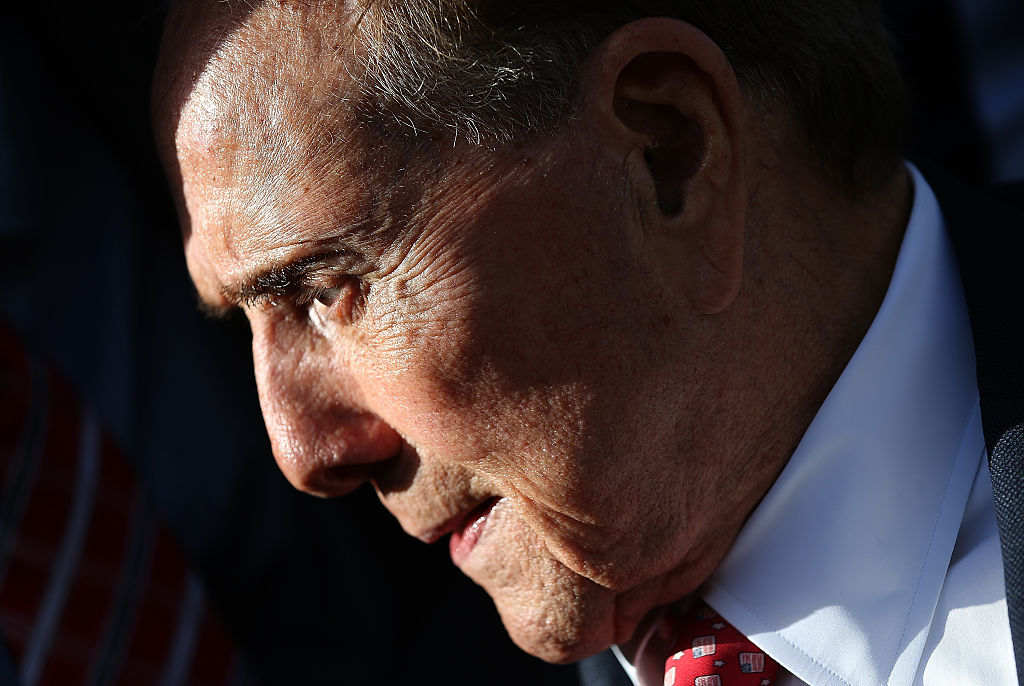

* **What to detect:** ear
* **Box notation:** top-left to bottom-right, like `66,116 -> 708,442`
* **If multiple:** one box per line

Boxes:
581,18 -> 747,314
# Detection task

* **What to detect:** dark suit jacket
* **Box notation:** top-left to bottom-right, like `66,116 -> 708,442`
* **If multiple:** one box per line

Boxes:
577,171 -> 1024,685
936,168 -> 1024,682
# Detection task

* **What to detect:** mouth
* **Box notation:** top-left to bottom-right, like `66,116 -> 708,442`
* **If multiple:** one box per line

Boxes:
448,497 -> 500,565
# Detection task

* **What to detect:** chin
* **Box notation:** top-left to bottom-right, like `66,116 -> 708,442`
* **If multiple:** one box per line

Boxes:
488,580 -> 618,664
458,497 -> 636,662
502,616 -> 612,664
489,554 -> 710,664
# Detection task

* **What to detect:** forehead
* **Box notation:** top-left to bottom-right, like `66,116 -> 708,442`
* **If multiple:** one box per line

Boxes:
173,0 -> 365,174
167,1 -> 395,305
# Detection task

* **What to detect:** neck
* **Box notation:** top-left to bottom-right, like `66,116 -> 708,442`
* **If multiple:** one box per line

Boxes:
733,156 -> 912,498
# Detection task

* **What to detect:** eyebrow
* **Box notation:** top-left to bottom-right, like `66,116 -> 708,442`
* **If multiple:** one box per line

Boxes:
206,248 -> 368,317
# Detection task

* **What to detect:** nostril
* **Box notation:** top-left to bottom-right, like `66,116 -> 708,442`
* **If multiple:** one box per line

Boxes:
311,463 -> 376,497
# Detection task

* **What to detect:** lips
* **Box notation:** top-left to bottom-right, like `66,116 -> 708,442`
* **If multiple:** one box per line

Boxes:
449,497 -> 499,565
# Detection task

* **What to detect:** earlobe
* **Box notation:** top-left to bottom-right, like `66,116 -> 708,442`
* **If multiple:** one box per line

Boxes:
585,18 -> 747,314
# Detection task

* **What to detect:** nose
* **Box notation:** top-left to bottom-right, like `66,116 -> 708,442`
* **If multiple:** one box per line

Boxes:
251,322 -> 401,497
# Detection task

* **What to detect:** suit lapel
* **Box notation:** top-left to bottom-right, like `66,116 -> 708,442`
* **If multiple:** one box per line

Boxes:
929,164 -> 1024,682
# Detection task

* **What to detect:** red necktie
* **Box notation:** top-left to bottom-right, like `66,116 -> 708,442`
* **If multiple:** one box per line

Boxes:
664,602 -> 780,686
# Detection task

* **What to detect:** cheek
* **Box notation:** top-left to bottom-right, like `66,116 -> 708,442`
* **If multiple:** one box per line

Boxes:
472,510 -> 617,663
358,278 -> 494,456
361,256 -> 550,448
366,261 -> 662,507
362,285 -> 605,534
363,327 -> 584,478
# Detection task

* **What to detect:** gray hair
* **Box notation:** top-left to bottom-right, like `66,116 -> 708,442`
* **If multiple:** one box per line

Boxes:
351,0 -> 906,194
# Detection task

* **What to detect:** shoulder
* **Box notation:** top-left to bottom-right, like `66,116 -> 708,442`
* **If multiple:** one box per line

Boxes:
921,162 -> 1024,444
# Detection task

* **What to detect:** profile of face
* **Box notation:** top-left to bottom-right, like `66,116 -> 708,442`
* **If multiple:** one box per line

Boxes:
158,2 -> 787,663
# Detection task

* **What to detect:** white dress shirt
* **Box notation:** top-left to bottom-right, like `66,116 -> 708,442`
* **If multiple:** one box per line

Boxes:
617,165 -> 1017,685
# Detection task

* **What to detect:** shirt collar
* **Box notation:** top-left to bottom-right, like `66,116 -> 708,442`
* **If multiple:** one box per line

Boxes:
621,164 -> 983,686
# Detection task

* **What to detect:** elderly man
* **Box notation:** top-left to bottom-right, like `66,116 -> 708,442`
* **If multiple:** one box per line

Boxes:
153,1 -> 1024,684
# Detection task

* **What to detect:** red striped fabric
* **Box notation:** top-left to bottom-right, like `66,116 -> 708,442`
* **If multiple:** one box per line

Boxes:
0,326 -> 249,686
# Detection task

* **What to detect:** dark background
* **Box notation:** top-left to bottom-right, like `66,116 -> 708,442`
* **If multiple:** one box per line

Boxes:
1,1 -> 1020,684
0,4 -> 576,684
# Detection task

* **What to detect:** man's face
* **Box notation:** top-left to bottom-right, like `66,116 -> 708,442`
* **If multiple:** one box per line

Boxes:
165,8 -> 763,663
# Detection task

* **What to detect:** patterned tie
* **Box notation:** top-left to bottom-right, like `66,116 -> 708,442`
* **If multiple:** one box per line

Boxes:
663,602 -> 779,686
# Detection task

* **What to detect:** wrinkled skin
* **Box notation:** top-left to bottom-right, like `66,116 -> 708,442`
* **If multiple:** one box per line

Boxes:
177,122 -> 750,662
158,1 -> 903,664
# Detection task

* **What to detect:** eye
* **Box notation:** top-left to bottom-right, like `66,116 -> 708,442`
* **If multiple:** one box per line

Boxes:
306,280 -> 364,330
314,287 -> 344,308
